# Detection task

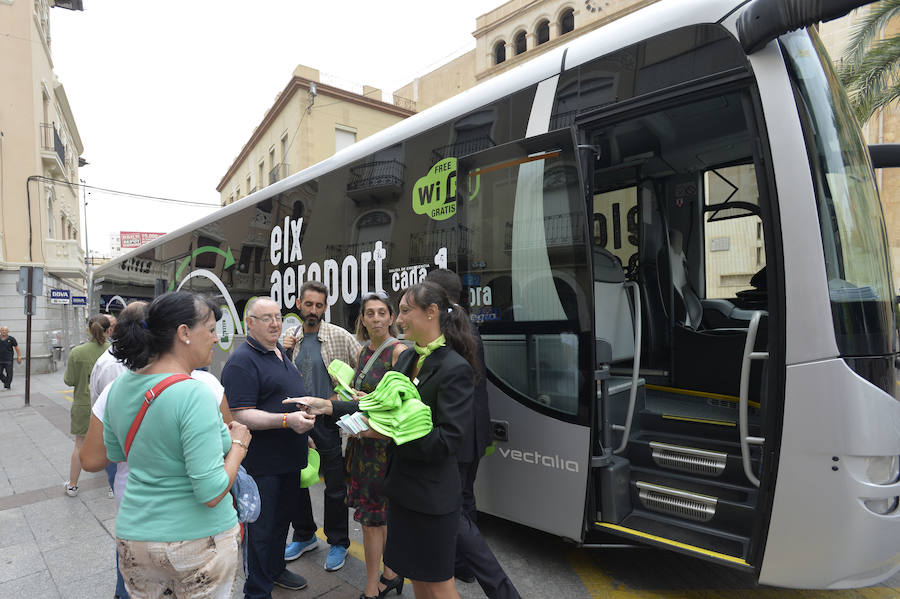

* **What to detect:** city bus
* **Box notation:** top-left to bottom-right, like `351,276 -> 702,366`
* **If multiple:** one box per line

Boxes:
91,0 -> 900,588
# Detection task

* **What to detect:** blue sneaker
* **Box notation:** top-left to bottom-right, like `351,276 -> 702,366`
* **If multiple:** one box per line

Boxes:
324,544 -> 348,571
284,535 -> 318,561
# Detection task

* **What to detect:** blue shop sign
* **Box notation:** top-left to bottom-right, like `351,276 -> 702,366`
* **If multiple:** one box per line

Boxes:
50,289 -> 71,305
71,296 -> 87,306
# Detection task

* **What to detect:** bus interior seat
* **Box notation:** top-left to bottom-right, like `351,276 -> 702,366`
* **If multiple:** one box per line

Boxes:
594,247 -> 645,437
664,228 -> 763,398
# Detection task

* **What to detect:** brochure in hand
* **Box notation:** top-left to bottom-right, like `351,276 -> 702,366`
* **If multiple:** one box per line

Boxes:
336,412 -> 370,435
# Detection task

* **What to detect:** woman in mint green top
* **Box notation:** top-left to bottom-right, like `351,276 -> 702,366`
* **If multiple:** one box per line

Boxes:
63,314 -> 110,497
102,292 -> 251,598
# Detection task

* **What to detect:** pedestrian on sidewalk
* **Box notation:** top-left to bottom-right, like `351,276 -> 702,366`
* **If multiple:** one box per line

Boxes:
0,325 -> 22,390
91,312 -> 121,499
222,296 -> 317,598
103,292 -> 250,598
282,281 -> 360,573
63,314 -> 110,497
286,291 -> 407,599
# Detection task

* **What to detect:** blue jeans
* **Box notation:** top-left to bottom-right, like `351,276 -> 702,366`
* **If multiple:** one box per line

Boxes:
115,548 -> 129,599
244,472 -> 300,599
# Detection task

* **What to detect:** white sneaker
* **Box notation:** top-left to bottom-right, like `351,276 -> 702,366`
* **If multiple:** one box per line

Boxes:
64,481 -> 78,497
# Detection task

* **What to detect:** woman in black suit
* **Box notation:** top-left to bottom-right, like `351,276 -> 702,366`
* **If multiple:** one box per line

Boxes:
291,281 -> 477,599
377,281 -> 477,599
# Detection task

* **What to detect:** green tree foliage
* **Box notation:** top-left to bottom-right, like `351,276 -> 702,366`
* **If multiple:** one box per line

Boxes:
838,0 -> 900,123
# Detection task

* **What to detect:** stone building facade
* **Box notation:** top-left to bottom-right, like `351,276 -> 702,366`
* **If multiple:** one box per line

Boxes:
0,0 -> 88,373
217,65 -> 415,207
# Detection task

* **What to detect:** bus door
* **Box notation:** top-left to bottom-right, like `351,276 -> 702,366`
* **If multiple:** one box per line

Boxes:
457,129 -> 596,541
574,86 -> 779,570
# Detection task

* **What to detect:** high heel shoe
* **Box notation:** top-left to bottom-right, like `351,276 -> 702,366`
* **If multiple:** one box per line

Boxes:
377,574 -> 404,597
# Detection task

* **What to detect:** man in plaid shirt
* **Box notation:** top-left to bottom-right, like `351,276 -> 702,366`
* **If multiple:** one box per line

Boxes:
282,280 -> 361,572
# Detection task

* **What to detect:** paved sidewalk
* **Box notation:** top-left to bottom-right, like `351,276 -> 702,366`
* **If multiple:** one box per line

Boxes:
0,368 -> 385,599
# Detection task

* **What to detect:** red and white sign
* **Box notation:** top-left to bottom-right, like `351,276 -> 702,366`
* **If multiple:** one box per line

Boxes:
120,231 -> 165,249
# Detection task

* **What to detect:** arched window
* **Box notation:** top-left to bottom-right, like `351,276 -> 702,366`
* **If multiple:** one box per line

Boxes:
560,8 -> 574,34
536,20 -> 550,45
494,40 -> 506,65
514,31 -> 527,55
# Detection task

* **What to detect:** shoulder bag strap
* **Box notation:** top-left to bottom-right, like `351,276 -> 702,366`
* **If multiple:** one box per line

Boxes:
353,337 -> 396,389
124,374 -> 192,459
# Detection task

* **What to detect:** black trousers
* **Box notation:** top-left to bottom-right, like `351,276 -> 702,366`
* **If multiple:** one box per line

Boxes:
244,471 -> 300,599
0,362 -> 12,388
292,418 -> 350,548
455,460 -> 521,599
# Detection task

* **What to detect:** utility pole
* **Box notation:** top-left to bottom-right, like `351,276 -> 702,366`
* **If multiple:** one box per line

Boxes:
24,266 -> 33,406
81,179 -> 90,310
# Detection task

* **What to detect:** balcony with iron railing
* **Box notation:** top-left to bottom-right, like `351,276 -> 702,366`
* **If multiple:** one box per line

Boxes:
431,136 -> 495,163
409,226 -> 472,265
40,123 -> 66,174
503,212 -> 587,252
346,160 -> 405,202
325,241 -> 395,262
269,163 -> 289,185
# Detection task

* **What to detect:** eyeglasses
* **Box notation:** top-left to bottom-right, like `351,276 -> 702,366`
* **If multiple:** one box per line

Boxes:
249,314 -> 283,325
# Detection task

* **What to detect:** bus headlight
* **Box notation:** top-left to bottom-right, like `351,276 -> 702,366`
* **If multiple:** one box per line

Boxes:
864,455 -> 900,515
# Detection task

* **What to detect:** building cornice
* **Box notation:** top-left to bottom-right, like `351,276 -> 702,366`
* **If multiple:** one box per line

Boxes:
216,76 -> 415,192
473,0 -> 546,36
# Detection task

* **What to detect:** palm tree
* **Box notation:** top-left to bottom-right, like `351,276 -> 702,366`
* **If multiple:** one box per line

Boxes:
837,0 -> 900,123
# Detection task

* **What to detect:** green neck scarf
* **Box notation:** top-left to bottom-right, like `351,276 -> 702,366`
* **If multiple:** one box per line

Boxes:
414,335 -> 445,370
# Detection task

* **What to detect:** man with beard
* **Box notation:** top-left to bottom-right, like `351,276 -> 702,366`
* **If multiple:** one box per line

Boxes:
282,281 -> 360,572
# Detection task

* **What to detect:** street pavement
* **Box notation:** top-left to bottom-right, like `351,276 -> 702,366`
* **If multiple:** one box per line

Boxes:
3,367 -> 900,598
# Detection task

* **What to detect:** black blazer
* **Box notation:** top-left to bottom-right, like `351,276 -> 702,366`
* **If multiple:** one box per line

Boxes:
382,345 -> 474,515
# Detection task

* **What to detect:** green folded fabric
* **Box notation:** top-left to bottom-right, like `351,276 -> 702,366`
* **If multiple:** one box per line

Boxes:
328,359 -> 356,400
358,370 -> 433,445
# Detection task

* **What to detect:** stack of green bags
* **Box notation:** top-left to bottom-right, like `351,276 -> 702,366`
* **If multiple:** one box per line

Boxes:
327,361 -> 433,445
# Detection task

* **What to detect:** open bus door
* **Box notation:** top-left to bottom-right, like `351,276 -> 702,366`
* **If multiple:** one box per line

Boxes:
456,128 -> 598,542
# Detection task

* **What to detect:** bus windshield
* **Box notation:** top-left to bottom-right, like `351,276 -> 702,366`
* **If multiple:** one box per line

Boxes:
782,29 -> 895,358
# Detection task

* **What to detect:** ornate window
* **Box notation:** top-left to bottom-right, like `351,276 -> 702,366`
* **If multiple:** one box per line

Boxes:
494,40 -> 506,65
536,20 -> 550,45
514,31 -> 527,55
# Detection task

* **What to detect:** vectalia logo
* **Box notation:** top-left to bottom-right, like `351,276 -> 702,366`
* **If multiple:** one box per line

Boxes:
496,447 -> 579,473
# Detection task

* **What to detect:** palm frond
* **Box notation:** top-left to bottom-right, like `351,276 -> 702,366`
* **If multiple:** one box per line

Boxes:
843,34 -> 900,119
842,0 -> 900,72
857,81 -> 900,122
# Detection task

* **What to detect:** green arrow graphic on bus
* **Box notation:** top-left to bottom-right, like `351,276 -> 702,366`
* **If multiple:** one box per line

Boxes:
169,246 -> 235,290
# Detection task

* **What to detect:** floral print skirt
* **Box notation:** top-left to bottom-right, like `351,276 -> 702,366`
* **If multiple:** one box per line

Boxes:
346,437 -> 389,526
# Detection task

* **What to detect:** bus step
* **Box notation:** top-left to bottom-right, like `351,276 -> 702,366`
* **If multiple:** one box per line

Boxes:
638,409 -> 761,441
636,481 -> 717,522
592,511 -> 752,570
649,441 -> 727,477
631,471 -> 756,536
625,433 -> 761,485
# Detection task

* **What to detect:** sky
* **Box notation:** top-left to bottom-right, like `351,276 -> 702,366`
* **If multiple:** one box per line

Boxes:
50,0 -> 507,257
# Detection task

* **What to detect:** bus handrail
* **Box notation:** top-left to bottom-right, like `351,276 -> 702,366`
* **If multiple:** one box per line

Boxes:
614,281 -> 642,454
739,310 -> 768,487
